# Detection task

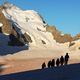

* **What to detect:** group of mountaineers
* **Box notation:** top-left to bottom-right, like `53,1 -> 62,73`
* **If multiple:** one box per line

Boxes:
42,53 -> 70,69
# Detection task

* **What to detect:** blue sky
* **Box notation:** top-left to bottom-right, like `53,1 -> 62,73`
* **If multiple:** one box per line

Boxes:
0,0 -> 80,36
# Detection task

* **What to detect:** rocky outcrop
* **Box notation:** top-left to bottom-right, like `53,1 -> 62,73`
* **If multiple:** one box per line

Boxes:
0,6 -> 12,34
46,26 -> 73,43
23,33 -> 32,43
0,6 -> 27,46
73,34 -> 80,41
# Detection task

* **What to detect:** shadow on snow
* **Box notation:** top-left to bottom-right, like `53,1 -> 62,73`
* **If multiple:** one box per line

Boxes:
0,33 -> 29,56
0,63 -> 80,80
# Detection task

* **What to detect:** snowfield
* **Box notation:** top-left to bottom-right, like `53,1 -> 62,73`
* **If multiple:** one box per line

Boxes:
1,63 -> 80,80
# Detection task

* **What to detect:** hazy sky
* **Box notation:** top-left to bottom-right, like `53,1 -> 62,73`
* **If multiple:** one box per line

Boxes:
0,0 -> 80,36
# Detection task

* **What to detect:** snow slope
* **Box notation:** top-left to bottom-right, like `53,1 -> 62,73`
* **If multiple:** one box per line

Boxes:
1,63 -> 80,80
0,33 -> 27,55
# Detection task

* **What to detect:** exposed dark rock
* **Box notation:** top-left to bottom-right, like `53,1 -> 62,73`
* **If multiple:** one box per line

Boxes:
69,42 -> 75,47
23,33 -> 32,43
41,40 -> 46,44
8,34 -> 24,46
78,47 -> 80,50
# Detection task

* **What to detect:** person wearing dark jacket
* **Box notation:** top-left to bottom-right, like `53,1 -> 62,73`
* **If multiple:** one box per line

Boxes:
56,58 -> 60,67
42,62 -> 46,69
48,60 -> 52,68
60,56 -> 64,66
51,59 -> 55,67
64,53 -> 69,65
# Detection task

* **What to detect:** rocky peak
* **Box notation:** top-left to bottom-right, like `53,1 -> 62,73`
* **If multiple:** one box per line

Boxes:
2,2 -> 13,9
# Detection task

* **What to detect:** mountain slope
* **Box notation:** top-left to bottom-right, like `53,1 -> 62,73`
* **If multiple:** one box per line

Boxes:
1,63 -> 80,80
1,2 -> 67,49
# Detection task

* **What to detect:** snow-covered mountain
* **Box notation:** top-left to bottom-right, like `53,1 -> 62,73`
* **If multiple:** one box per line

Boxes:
1,3 -> 54,47
0,3 -> 64,49
0,3 -> 80,77
0,2 -> 80,53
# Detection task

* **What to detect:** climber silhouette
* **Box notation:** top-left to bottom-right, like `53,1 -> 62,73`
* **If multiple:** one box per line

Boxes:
60,56 -> 64,66
42,62 -> 46,69
48,60 -> 52,68
56,58 -> 60,67
64,53 -> 70,65
51,59 -> 55,67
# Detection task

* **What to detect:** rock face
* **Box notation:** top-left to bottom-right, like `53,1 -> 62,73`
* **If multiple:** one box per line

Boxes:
0,6 -> 27,46
46,26 -> 73,43
73,34 -> 80,41
0,6 -> 12,34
